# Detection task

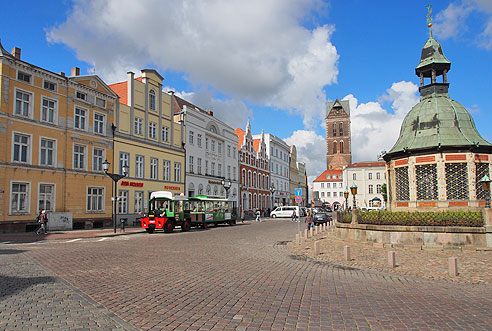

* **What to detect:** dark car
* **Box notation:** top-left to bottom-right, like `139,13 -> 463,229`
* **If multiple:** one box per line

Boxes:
313,212 -> 331,225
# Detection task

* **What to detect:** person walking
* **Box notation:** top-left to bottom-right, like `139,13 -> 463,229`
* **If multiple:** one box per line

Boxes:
241,209 -> 245,223
291,210 -> 297,222
35,209 -> 48,235
305,210 -> 313,230
255,209 -> 261,222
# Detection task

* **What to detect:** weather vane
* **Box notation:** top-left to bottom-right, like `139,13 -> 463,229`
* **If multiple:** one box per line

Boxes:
426,4 -> 433,36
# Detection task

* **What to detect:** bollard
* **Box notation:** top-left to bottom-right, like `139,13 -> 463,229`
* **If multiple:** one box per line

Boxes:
344,245 -> 351,261
388,251 -> 396,268
314,241 -> 320,255
310,227 -> 314,237
315,226 -> 318,235
296,234 -> 301,245
449,257 -> 458,277
304,229 -> 308,239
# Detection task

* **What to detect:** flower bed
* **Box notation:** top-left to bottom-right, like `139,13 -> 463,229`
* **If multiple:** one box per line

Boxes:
358,210 -> 483,227
337,211 -> 352,223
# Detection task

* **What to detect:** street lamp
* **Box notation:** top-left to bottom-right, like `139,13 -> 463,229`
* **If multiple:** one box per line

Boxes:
350,182 -> 358,210
270,183 -> 276,209
344,188 -> 349,211
480,174 -> 491,208
221,178 -> 232,199
103,160 -> 129,233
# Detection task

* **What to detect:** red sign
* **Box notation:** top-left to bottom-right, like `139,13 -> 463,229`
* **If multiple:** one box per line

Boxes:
164,185 -> 181,191
120,181 -> 144,187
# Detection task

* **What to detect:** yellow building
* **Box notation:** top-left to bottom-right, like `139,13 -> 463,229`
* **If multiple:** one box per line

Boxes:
109,70 -> 185,224
0,42 -> 117,232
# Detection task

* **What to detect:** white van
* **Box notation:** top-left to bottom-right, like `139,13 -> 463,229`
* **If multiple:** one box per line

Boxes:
271,206 -> 301,218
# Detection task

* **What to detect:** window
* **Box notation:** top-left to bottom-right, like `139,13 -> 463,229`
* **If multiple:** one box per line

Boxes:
95,97 -> 105,108
321,183 -> 324,188
332,123 -> 337,137
326,174 -> 331,179
119,152 -> 129,175
76,91 -> 86,101
150,157 -> 158,180
197,134 -> 202,147
228,165 -> 231,179
339,182 -> 343,188
149,89 -> 156,111
135,155 -> 144,178
333,141 -> 337,153
340,141 -> 344,154
218,142 -> 222,155
87,187 -> 104,212
218,164 -> 222,177
327,183 -> 331,188
174,162 -> 181,182
339,122 -> 343,136
189,131 -> 194,144
211,162 -> 215,176
233,147 -> 237,159
134,191 -> 144,213
17,71 -> 31,83
94,113 -> 105,134
74,107 -> 87,130
43,80 -> 57,91
321,192 -> 325,197
353,173 -> 356,180
13,133 -> 30,163
334,192 -> 337,197
189,156 -> 194,173
118,190 -> 128,214
211,140 -> 215,152
368,173 -> 373,180
135,118 -> 143,135
163,160 -> 171,181
162,126 -> 169,142
15,90 -> 32,117
38,184 -> 54,211
41,98 -> 56,123
93,148 -> 104,171
205,138 -> 209,150
40,138 -> 55,166
227,145 -> 231,157
197,158 -> 202,174
205,161 -> 209,175
377,184 -> 382,194
73,145 -> 86,169
11,182 -> 29,213
327,192 -> 331,197
376,172 -> 381,180
368,185 -> 374,194
149,122 -> 157,139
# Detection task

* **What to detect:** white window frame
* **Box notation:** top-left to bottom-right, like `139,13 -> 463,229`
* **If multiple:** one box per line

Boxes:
189,156 -> 194,173
149,122 -> 157,139
134,191 -> 144,213
10,181 -> 31,214
14,88 -> 33,118
93,112 -> 105,135
197,134 -> 202,147
162,126 -> 169,142
38,182 -> 55,212
197,158 -> 202,175
41,96 -> 57,124
189,131 -> 194,145
76,91 -> 87,101
119,152 -> 129,175
149,89 -> 156,111
87,186 -> 105,212
17,70 -> 32,84
92,147 -> 105,172
39,136 -> 57,167
12,131 -> 32,164
74,106 -> 88,131
163,160 -> 171,181
43,80 -> 57,92
174,162 -> 181,183
118,190 -> 129,214
135,155 -> 145,178
150,157 -> 158,180
73,144 -> 87,170
135,117 -> 143,135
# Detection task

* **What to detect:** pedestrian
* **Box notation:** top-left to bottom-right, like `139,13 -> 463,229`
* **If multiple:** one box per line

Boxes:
291,210 -> 297,222
35,209 -> 48,235
305,210 -> 312,230
256,209 -> 261,222
241,209 -> 245,223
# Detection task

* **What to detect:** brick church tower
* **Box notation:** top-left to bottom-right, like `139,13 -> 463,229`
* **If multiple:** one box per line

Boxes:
326,99 -> 351,169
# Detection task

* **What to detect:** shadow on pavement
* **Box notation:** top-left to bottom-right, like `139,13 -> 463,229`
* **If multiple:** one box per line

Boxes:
0,249 -> 26,255
0,274 -> 56,299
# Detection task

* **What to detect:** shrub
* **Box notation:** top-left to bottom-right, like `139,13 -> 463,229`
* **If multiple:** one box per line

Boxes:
358,210 -> 483,227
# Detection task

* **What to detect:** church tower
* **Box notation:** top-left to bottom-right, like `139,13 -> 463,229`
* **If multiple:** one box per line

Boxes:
326,99 -> 351,169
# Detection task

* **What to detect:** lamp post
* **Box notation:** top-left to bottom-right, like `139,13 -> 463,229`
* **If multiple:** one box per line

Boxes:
270,183 -> 276,210
344,188 -> 349,211
350,182 -> 358,210
221,179 -> 232,199
480,174 -> 491,208
103,160 -> 129,233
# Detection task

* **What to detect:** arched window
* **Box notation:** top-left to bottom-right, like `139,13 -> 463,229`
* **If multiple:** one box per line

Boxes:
339,122 -> 343,136
214,186 -> 218,195
242,169 -> 246,185
332,123 -> 337,137
206,185 -> 211,195
333,141 -> 337,153
340,140 -> 344,153
149,89 -> 156,111
253,172 -> 257,188
220,187 -> 225,197
248,171 -> 252,187
198,184 -> 203,195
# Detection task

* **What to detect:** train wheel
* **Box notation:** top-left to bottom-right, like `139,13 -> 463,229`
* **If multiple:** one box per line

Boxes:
181,220 -> 191,232
164,220 -> 175,233
146,228 -> 154,234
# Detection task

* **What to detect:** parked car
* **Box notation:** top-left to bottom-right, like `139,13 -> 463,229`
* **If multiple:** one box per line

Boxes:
270,206 -> 301,218
324,206 -> 332,212
313,212 -> 331,225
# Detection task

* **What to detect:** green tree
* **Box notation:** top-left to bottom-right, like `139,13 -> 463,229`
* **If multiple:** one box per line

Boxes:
381,183 -> 387,203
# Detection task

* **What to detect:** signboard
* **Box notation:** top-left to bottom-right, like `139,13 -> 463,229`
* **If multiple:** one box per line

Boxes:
46,212 -> 73,231
295,196 -> 302,204
205,213 -> 213,221
295,188 -> 302,197
225,212 -> 231,220
120,181 -> 144,187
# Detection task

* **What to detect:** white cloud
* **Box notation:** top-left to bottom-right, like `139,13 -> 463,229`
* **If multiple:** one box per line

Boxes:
47,0 -> 339,126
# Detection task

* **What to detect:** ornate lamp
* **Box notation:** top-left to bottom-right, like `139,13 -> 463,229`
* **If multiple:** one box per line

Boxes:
350,183 -> 358,210
221,179 -> 232,199
344,188 -> 349,211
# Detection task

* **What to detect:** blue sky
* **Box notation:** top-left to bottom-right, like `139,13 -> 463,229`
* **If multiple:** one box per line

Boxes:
1,0 -> 491,184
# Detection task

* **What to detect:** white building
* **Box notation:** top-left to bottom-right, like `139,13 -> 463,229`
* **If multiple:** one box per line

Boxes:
174,96 -> 239,206
253,133 -> 290,206
312,169 -> 345,210
343,162 -> 386,209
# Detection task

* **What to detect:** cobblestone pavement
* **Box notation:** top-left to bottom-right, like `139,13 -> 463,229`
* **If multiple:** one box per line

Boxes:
288,222 -> 492,285
1,218 -> 491,330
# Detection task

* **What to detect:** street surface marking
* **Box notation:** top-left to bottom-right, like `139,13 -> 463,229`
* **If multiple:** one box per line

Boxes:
98,238 -> 108,241
65,238 -> 82,243
0,241 -> 11,244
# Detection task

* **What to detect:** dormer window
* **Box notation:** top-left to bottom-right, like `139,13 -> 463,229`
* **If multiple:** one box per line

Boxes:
326,175 -> 331,179
76,91 -> 86,101
149,89 -> 156,111
44,81 -> 56,91
17,71 -> 31,83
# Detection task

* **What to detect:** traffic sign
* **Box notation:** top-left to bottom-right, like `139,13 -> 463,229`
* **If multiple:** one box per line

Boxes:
295,188 -> 302,197
295,196 -> 302,204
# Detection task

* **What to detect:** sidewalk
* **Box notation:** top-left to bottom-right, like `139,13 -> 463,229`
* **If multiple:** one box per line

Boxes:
0,226 -> 144,243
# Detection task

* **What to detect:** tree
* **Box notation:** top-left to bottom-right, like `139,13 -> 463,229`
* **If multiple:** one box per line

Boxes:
381,183 -> 387,203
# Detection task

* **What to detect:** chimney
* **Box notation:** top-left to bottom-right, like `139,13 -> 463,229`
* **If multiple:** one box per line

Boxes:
207,110 -> 214,116
59,72 -> 65,77
11,47 -> 21,59
71,67 -> 80,76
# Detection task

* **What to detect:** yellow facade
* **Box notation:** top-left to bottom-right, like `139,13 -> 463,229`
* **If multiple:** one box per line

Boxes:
0,43 -> 117,231
110,69 -> 185,223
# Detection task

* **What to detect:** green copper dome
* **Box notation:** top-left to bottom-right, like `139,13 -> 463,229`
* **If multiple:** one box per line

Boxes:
385,34 -> 492,159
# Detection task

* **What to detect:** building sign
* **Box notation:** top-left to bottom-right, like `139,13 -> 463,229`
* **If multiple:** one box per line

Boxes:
208,180 -> 222,185
164,185 -> 181,191
120,181 -> 144,187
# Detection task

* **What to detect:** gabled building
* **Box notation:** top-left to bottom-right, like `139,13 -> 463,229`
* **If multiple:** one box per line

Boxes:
326,99 -> 351,170
313,169 -> 344,210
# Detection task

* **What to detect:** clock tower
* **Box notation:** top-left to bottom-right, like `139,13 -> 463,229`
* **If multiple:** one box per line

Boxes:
326,98 -> 351,169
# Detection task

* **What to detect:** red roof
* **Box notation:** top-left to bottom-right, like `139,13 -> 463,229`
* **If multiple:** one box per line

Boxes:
109,81 -> 127,105
314,169 -> 343,182
234,128 -> 245,150
347,161 -> 386,168
253,138 -> 260,154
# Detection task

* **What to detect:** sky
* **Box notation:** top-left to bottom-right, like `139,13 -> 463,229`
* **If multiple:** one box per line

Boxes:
1,0 -> 491,189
